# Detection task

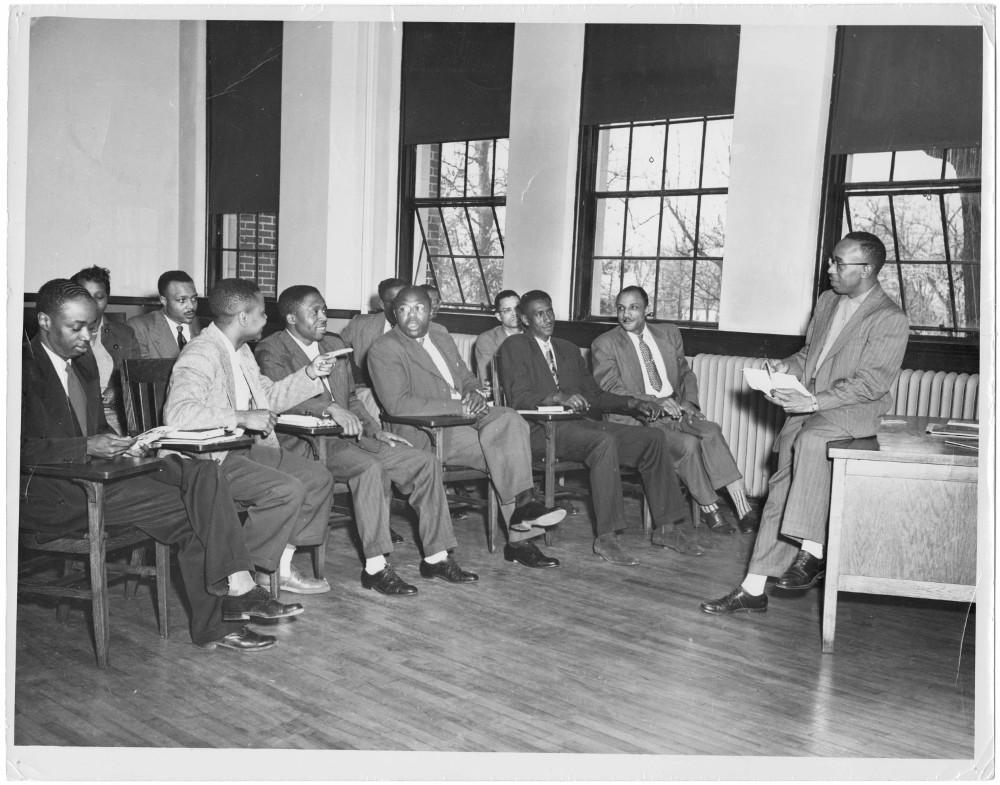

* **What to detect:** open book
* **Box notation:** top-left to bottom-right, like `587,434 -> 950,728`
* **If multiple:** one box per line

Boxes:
742,368 -> 811,396
124,425 -> 235,456
277,414 -> 330,427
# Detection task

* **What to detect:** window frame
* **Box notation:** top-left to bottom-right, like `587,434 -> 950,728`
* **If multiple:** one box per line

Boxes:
572,115 -> 733,325
207,211 -> 280,300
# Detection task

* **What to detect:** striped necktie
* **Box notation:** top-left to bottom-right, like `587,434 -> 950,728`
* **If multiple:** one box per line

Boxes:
65,360 -> 89,436
176,326 -> 187,351
637,333 -> 663,392
545,344 -> 559,388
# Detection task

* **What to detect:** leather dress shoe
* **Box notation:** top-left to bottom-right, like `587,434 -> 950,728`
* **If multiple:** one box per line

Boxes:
509,500 -> 566,532
503,540 -> 559,568
361,564 -> 418,596
700,586 -> 768,615
736,508 -> 759,534
199,625 -> 277,652
223,586 -> 304,622
419,555 -> 479,583
776,550 -> 825,591
259,568 -> 331,595
390,527 -> 405,544
593,533 -> 639,566
701,507 -> 737,534
651,522 -> 704,556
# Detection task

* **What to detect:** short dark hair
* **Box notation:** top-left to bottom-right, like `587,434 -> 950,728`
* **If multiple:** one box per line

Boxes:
391,285 -> 430,311
157,270 -> 195,297
493,289 -> 519,312
618,285 -> 649,308
843,231 -> 887,272
37,278 -> 93,317
518,289 -> 552,314
378,277 -> 408,301
208,278 -> 261,318
70,266 -> 111,294
277,285 -> 322,319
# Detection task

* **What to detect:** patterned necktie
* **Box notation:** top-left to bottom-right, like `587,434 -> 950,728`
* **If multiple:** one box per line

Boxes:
176,326 -> 187,351
637,333 -> 662,392
65,360 -> 89,436
545,344 -> 559,388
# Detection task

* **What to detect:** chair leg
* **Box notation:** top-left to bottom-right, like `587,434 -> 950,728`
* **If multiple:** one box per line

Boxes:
310,543 -> 325,580
486,484 -> 498,553
641,494 -> 653,532
84,481 -> 110,669
269,571 -> 280,600
126,546 -> 144,598
154,542 -> 170,639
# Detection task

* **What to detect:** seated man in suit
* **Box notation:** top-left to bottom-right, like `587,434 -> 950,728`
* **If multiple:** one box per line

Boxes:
256,285 -> 478,596
592,285 -> 755,544
701,232 -> 908,615
341,276 -> 408,387
498,290 -> 690,567
70,266 -> 140,435
473,289 -> 522,389
128,270 -> 202,359
164,278 -> 336,596
21,279 -> 301,652
368,286 -> 566,568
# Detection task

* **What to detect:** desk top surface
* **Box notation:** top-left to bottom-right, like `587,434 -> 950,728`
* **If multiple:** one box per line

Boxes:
157,435 -> 255,454
828,416 -> 979,467
22,456 -> 165,482
274,422 -> 344,436
383,413 -> 478,428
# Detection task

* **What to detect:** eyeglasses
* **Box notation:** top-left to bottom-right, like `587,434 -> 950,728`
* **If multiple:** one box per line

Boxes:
828,259 -> 870,272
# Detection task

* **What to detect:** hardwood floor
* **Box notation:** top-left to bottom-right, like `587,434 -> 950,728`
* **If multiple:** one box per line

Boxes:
13,497 -> 976,764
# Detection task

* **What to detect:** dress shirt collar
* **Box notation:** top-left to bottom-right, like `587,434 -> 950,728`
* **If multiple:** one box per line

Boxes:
163,312 -> 192,340
286,328 -> 321,360
41,342 -> 72,396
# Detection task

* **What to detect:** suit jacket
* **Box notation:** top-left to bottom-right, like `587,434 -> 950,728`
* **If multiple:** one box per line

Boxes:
128,310 -> 202,359
164,322 -> 321,458
497,334 -> 633,420
340,312 -> 389,385
20,335 -> 112,531
99,318 -> 141,377
783,284 -> 908,438
592,323 -> 699,426
473,324 -> 519,382
368,324 -> 481,449
255,329 -> 382,438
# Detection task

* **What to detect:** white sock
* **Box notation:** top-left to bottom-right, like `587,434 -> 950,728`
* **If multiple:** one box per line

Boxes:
278,545 -> 295,576
801,539 -> 824,559
423,550 -> 448,564
741,573 -> 767,596
365,554 -> 387,575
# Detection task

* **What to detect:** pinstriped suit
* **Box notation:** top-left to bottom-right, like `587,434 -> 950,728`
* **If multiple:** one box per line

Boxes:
749,283 -> 908,576
127,310 -> 201,359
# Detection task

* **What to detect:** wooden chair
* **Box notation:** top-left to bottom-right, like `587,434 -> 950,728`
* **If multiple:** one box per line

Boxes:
18,457 -> 170,668
380,412 -> 500,552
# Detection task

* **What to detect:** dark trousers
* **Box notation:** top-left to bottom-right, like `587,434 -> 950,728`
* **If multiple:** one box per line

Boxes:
530,419 -> 687,535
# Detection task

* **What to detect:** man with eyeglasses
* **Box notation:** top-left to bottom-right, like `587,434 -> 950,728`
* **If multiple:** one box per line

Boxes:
128,270 -> 202,358
701,231 -> 908,615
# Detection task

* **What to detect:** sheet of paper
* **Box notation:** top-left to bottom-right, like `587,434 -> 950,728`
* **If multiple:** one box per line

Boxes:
742,368 -> 811,396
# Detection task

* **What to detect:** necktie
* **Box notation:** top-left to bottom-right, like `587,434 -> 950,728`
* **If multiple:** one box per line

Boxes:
545,344 -> 559,388
637,333 -> 663,392
65,360 -> 89,436
177,326 -> 187,351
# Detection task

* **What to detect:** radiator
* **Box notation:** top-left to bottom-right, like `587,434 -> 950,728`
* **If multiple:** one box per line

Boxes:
451,332 -> 477,370
689,355 -> 785,498
889,369 -> 980,420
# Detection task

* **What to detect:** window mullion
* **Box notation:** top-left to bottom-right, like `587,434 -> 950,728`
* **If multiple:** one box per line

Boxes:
886,195 -> 908,314
938,192 -> 959,330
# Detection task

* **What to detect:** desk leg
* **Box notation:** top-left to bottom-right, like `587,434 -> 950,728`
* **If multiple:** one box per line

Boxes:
544,423 -> 555,546
822,458 -> 848,654
83,480 -> 110,668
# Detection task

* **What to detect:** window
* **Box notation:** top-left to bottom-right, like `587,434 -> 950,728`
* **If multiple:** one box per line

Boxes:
834,148 -> 980,337
408,138 -> 507,311
585,115 -> 732,322
209,212 -> 279,299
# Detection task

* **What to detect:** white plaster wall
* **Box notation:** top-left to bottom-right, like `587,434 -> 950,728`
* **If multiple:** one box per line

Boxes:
718,25 -> 837,335
24,18 -> 183,296
503,24 -> 587,318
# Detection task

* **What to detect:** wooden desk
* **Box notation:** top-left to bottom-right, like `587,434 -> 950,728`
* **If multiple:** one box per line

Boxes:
273,422 -> 343,463
823,416 -> 978,653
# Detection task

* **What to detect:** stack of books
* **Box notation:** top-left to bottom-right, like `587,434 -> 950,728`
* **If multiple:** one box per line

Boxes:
926,420 -> 979,451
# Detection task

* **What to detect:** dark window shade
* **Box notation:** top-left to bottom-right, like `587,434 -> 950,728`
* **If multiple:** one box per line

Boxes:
401,23 -> 514,145
207,21 -> 282,213
580,25 -> 740,126
830,26 -> 983,155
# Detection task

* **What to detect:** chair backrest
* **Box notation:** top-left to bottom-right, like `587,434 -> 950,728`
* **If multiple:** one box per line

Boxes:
121,358 -> 176,435
490,355 -> 509,407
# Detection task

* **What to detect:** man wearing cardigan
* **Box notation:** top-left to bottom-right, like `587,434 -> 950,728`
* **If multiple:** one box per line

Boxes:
701,232 -> 908,614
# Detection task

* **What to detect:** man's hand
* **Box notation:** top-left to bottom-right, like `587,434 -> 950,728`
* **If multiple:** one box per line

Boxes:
461,390 -> 489,417
552,391 -> 590,413
679,399 -> 706,421
238,409 -> 277,436
766,359 -> 790,375
657,396 -> 683,419
768,389 -> 818,414
305,352 -> 338,380
632,399 -> 664,423
375,431 -> 413,448
322,403 -> 362,436
86,433 -> 136,459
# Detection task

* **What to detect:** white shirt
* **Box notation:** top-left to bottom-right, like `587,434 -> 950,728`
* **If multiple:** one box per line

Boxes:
41,342 -> 71,396
625,328 -> 674,397
419,335 -> 461,399
815,286 -> 874,370
534,336 -> 558,373
90,318 -> 114,390
226,341 -> 253,410
163,313 -> 193,345
287,329 -> 334,399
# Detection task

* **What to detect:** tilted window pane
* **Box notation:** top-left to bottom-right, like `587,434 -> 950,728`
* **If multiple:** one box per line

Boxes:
624,197 -> 662,256
844,194 -> 895,258
892,149 -> 945,181
465,140 -> 496,198
467,206 -> 504,257
427,257 -> 461,303
480,258 -> 504,303
452,259 -> 489,307
439,206 -> 476,255
659,195 -> 698,257
596,125 -> 631,192
664,120 -> 703,190
900,263 -> 954,329
697,194 -> 727,257
944,192 -> 980,262
416,207 -> 448,257
654,260 -> 695,321
628,123 -> 666,191
595,197 -> 627,255
892,194 -> 945,261
952,264 -> 980,329
701,119 -> 732,189
414,143 -> 439,199
438,141 -> 468,198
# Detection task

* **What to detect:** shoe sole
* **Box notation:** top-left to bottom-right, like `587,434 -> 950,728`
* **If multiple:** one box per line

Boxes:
362,584 -> 419,596
222,605 -> 305,622
279,585 -> 331,595
420,573 -> 479,583
700,604 -> 767,615
511,508 -> 567,531
503,554 -> 559,568
773,572 -> 825,592
593,549 -> 639,567
199,640 -> 277,651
